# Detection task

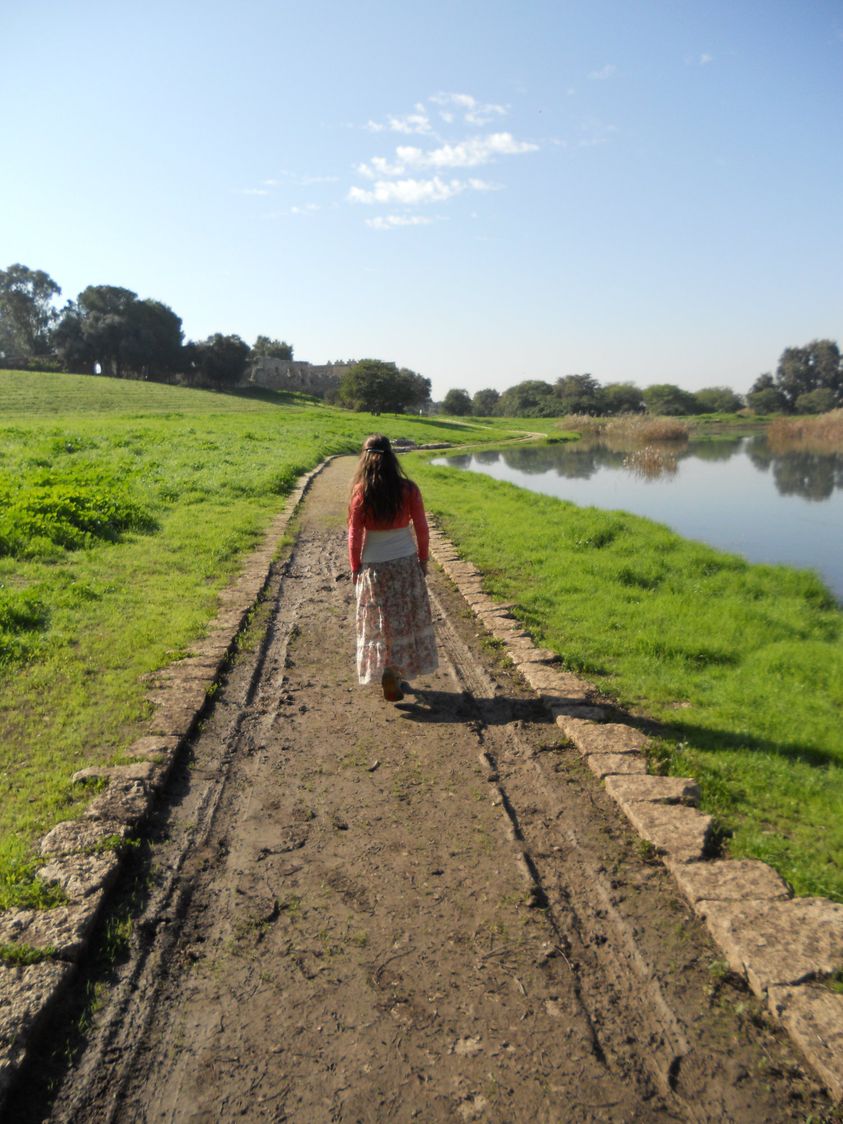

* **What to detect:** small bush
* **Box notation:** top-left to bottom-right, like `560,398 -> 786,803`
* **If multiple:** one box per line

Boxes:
0,471 -> 155,558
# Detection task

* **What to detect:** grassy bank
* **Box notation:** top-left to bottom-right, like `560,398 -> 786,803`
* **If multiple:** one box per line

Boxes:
410,456 -> 843,902
0,371 -> 502,910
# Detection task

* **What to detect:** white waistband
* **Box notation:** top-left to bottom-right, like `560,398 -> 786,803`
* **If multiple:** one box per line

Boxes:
362,526 -> 416,564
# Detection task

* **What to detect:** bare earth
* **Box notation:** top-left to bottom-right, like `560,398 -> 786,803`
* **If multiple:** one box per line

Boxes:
18,457 -> 833,1122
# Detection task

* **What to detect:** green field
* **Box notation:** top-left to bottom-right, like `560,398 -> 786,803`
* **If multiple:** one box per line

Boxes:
409,455 -> 843,901
0,370 -> 505,909
3,370 -> 841,909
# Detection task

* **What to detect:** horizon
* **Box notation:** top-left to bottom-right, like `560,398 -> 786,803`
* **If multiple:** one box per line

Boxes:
2,1 -> 841,399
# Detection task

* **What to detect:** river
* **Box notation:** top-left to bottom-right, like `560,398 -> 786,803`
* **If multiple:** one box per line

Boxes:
434,432 -> 843,602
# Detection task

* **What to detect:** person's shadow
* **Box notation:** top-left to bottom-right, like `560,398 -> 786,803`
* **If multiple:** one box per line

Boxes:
394,685 -> 551,726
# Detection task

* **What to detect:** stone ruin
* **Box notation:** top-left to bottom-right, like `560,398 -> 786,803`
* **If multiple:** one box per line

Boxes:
242,357 -> 351,398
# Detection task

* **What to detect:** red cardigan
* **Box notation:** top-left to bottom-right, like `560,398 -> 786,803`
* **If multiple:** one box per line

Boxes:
348,482 -> 430,573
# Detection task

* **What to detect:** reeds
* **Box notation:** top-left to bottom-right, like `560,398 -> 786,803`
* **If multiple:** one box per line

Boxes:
767,409 -> 843,453
623,445 -> 680,479
606,415 -> 690,442
556,414 -> 690,443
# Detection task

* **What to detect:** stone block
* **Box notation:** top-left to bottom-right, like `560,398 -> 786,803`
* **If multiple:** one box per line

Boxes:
504,640 -> 558,664
623,803 -> 713,863
559,718 -> 650,756
518,664 -> 593,705
0,961 -> 74,1098
147,683 -> 209,715
604,774 -> 700,808
767,985 -> 843,1102
698,898 -> 843,996
72,762 -> 160,786
147,702 -> 201,738
85,778 -> 150,825
586,753 -> 648,778
666,859 -> 791,905
0,897 -> 104,961
125,735 -> 180,762
37,852 -> 120,901
39,818 -> 129,857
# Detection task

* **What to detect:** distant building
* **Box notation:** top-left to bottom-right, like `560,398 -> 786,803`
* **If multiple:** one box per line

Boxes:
243,357 -> 351,397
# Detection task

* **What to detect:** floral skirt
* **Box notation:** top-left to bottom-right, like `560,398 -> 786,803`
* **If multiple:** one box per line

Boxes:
355,554 -> 438,685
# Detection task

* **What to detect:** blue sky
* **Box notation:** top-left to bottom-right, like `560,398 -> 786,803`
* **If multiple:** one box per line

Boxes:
2,1 -> 842,399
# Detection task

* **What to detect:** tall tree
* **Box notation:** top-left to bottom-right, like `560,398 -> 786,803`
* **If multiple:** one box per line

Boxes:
642,383 -> 700,416
53,285 -> 183,377
599,382 -> 644,415
693,386 -> 744,413
554,373 -> 601,414
252,335 -> 294,360
338,360 -> 430,414
471,387 -> 500,416
496,380 -> 558,417
186,334 -> 250,387
0,263 -> 61,360
747,373 -> 785,414
775,340 -> 841,411
442,388 -> 472,416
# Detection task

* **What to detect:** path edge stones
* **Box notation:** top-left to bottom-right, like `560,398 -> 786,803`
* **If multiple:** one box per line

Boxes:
427,522 -> 843,1103
0,457 -> 336,1110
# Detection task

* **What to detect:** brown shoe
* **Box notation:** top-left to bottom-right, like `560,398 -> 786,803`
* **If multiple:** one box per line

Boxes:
381,667 -> 404,702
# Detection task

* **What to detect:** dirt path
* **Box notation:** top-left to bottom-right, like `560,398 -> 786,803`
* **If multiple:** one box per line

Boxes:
19,457 -> 831,1122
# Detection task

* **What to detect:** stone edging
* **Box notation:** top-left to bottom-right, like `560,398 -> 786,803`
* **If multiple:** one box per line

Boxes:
0,457 -> 335,1108
427,523 -> 843,1103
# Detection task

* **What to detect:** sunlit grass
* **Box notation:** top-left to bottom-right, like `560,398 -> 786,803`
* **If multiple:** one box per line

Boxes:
410,456 -> 843,902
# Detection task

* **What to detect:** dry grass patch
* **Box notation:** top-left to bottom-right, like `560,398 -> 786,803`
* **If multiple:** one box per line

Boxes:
557,415 -> 690,444
767,409 -> 843,453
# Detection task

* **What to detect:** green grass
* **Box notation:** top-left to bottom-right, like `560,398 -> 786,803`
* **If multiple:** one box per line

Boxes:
0,370 -> 497,910
409,456 -> 843,902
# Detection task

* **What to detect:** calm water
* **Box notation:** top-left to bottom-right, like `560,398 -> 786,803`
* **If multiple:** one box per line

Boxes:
434,434 -> 843,601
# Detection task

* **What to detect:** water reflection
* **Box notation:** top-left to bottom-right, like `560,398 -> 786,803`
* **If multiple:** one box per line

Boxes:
444,435 -> 843,502
435,433 -> 843,600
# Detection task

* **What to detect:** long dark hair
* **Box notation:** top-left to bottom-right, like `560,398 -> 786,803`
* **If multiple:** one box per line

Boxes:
350,434 -> 411,522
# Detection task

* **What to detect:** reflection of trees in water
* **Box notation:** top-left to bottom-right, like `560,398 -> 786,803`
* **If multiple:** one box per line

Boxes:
772,452 -> 843,501
499,442 -> 624,479
746,434 -> 774,473
746,435 -> 843,501
444,434 -> 843,502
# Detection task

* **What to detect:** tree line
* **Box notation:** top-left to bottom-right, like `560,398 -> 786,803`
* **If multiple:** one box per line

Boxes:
0,263 -> 293,387
3,263 -> 840,418
441,344 -> 843,418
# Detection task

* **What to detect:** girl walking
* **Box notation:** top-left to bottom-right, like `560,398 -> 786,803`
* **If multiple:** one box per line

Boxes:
348,435 -> 438,701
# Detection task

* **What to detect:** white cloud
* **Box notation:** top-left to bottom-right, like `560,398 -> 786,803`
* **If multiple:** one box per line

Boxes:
236,187 -> 271,196
699,52 -> 714,65
290,203 -> 320,215
366,104 -> 433,134
365,214 -> 437,230
348,176 -> 496,206
429,92 -> 508,126
357,132 -> 538,178
588,64 -> 617,81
